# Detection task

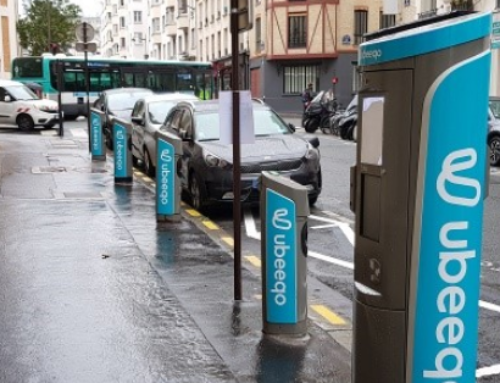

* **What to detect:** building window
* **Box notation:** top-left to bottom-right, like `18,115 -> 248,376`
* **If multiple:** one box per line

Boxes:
119,0 -> 124,6
288,15 -> 307,48
152,18 -> 160,33
166,7 -> 175,25
121,38 -> 126,48
283,65 -> 319,95
497,0 -> 500,8
133,11 -> 142,23
255,17 -> 261,52
178,0 -> 188,14
113,4 -> 117,14
134,32 -> 143,44
354,10 -> 368,45
120,17 -> 125,28
404,0 -> 411,5
379,12 -> 396,29
191,28 -> 196,48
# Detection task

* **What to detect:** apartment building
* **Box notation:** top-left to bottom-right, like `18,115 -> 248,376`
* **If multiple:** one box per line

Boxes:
100,0 -> 148,59
0,0 -> 18,79
245,0 -> 385,112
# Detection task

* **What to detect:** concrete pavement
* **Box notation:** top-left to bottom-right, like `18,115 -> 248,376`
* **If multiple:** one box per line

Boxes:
0,126 -> 352,382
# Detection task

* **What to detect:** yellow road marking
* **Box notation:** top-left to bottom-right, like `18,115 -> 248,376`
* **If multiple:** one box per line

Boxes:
202,221 -> 219,230
254,294 -> 262,300
134,171 -> 142,176
222,237 -> 234,247
180,202 -> 186,207
186,209 -> 201,217
142,176 -> 154,183
310,305 -> 346,325
245,255 -> 262,268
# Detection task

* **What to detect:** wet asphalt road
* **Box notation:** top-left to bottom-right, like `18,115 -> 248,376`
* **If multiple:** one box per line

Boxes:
0,122 -> 352,383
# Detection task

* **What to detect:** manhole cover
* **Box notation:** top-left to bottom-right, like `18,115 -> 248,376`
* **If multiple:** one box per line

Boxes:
32,166 -> 67,174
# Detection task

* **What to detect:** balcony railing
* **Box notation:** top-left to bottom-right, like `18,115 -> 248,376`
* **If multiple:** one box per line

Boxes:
451,0 -> 474,11
418,8 -> 438,19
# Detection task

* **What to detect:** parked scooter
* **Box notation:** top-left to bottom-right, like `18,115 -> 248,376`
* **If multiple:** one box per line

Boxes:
303,90 -> 338,133
338,95 -> 358,141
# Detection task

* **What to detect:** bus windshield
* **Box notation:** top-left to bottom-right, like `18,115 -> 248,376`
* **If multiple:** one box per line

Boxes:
12,57 -> 44,79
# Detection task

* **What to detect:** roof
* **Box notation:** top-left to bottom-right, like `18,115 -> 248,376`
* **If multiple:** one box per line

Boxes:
141,93 -> 199,104
102,88 -> 154,95
0,79 -> 25,87
179,99 -> 272,113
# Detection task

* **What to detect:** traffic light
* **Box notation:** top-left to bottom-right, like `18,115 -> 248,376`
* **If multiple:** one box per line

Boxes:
49,43 -> 59,55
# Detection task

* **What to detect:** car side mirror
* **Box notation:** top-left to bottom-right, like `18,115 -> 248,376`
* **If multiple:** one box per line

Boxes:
131,116 -> 144,126
288,123 -> 296,133
4,95 -> 11,103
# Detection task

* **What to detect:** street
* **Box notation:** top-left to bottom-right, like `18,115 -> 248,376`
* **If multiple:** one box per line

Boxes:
9,118 -> 500,382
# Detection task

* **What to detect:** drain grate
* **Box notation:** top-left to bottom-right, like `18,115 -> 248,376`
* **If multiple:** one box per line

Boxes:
32,166 -> 67,174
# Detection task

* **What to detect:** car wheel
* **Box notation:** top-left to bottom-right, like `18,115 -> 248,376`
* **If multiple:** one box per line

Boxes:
17,114 -> 35,132
189,172 -> 207,211
144,148 -> 155,177
352,124 -> 358,142
489,135 -> 500,166
308,194 -> 319,206
132,153 -> 139,167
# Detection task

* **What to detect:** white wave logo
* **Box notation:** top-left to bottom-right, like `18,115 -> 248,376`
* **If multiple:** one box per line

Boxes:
436,148 -> 481,207
272,208 -> 292,231
161,149 -> 172,162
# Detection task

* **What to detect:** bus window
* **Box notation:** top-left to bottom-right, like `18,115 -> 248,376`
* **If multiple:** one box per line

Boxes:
147,72 -> 175,92
134,73 -> 146,88
123,73 -> 134,87
177,72 -> 194,94
12,57 -> 43,79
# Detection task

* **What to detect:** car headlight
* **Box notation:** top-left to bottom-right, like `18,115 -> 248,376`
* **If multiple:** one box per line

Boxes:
305,143 -> 320,161
204,152 -> 231,169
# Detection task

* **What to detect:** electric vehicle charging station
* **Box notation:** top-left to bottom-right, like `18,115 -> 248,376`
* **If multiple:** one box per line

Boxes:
350,12 -> 491,383
113,119 -> 133,184
261,171 -> 309,336
90,109 -> 106,161
155,130 -> 183,222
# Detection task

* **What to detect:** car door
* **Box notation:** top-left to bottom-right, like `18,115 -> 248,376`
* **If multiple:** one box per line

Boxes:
0,87 -> 16,126
131,100 -> 146,160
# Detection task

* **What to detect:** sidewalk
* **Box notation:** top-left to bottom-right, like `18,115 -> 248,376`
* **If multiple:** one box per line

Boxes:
0,129 -> 352,383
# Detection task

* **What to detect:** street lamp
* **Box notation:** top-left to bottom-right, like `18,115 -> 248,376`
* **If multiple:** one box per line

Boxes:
132,36 -> 149,59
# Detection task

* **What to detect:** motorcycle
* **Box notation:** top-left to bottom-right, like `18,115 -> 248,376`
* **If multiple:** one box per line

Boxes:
338,95 -> 358,141
302,90 -> 338,133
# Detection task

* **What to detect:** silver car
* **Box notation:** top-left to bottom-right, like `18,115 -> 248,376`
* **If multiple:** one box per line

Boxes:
131,93 -> 199,175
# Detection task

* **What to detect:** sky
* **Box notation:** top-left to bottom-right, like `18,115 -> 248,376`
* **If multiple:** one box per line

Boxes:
70,0 -> 102,17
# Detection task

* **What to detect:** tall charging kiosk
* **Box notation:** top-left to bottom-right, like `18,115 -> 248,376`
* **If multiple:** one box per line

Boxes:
351,12 -> 491,383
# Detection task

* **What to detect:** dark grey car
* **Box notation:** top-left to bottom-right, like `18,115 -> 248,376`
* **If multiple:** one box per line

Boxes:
158,100 -> 322,210
93,88 -> 153,149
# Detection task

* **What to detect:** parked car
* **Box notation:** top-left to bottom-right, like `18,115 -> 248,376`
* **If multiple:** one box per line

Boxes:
131,93 -> 199,174
93,88 -> 154,149
488,96 -> 500,166
0,79 -> 59,131
158,100 -> 322,210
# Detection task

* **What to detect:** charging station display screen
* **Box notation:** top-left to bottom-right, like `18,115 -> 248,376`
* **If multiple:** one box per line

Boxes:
361,97 -> 385,166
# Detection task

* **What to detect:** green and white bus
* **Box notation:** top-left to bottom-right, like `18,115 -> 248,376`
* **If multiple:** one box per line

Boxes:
11,55 -> 214,120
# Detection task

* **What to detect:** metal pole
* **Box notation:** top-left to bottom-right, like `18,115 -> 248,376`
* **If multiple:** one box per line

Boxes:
57,60 -> 64,137
230,0 -> 242,301
83,22 -> 91,152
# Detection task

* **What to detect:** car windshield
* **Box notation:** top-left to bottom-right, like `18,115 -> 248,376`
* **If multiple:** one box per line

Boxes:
490,99 -> 500,119
108,92 -> 152,111
194,109 -> 291,141
149,101 -> 177,124
6,85 -> 38,101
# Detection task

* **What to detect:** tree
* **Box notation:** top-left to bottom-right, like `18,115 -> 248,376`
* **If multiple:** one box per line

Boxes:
17,0 -> 82,56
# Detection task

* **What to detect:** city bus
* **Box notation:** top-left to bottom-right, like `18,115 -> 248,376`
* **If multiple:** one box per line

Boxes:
11,55 -> 214,120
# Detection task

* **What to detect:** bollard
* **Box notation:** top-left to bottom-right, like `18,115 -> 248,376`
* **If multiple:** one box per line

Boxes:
113,119 -> 133,184
351,12 -> 491,383
90,108 -> 106,161
155,130 -> 183,222
261,171 -> 309,336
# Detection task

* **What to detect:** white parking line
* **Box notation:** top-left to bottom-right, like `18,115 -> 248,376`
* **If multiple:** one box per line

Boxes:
477,364 -> 500,379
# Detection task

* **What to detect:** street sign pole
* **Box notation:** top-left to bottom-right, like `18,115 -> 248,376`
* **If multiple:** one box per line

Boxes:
83,22 -> 91,152
57,60 -> 64,137
231,0 -> 242,301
